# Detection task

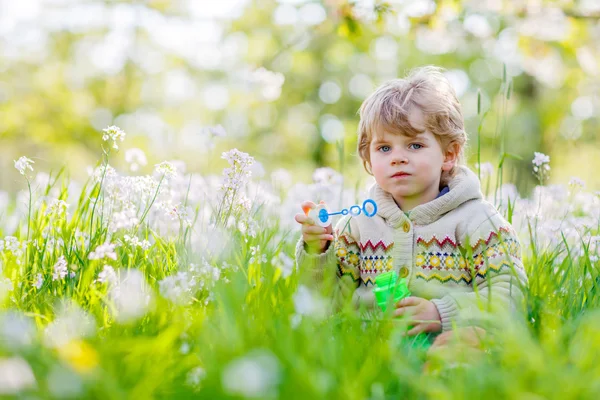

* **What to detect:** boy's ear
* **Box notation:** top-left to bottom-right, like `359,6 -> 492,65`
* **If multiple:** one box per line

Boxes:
442,142 -> 460,172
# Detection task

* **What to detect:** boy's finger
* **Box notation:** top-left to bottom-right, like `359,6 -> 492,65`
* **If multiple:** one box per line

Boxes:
301,201 -> 317,215
394,305 -> 415,318
396,296 -> 419,308
405,325 -> 425,337
294,214 -> 314,225
303,225 -> 330,234
304,233 -> 335,242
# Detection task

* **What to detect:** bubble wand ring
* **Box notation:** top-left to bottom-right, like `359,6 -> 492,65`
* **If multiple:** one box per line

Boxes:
305,199 -> 378,227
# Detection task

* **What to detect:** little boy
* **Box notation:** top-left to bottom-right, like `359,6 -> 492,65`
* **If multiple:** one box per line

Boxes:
294,66 -> 528,335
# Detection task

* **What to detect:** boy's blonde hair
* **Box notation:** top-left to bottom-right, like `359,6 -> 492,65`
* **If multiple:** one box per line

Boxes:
357,66 -> 467,186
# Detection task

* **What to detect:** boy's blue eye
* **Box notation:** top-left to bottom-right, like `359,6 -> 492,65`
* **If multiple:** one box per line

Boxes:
379,145 -> 391,152
409,143 -> 423,150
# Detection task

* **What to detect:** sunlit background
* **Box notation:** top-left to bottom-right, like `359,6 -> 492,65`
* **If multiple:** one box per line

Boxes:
1,0 -> 600,194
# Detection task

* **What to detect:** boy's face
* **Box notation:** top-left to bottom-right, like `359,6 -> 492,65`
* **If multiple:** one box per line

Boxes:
368,108 -> 455,211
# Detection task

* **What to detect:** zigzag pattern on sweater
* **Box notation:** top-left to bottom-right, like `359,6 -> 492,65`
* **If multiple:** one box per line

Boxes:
414,260 -> 514,283
470,226 -> 513,252
416,235 -> 458,248
358,240 -> 394,252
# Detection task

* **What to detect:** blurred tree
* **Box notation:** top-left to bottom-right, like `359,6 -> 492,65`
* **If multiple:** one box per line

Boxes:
0,0 -> 599,192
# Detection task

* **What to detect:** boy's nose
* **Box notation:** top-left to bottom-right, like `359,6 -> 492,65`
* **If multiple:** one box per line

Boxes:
391,151 -> 408,165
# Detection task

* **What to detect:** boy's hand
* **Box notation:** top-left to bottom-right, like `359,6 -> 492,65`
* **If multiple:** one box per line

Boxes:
294,201 -> 334,254
394,296 -> 442,335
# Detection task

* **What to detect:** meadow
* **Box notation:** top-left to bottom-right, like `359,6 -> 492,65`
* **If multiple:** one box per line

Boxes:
1,124 -> 599,399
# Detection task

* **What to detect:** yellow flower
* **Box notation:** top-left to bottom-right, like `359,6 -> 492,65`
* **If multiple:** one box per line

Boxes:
58,340 -> 98,373
364,259 -> 373,270
430,255 -> 440,268
445,257 -> 455,269
416,255 -> 425,267
375,259 -> 383,271
459,257 -> 467,269
486,247 -> 496,257
336,247 -> 348,258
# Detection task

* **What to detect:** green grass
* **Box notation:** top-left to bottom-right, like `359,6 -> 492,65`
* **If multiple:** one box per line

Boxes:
2,107 -> 600,399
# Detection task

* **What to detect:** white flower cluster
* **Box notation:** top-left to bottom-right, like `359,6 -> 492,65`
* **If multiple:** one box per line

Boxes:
96,265 -> 117,285
102,125 -> 126,150
125,148 -> 147,172
52,256 -> 69,281
45,199 -> 69,219
154,161 -> 178,179
158,259 -> 223,306
218,149 -> 255,221
13,156 -> 35,176
249,245 -> 267,265
88,243 -> 118,261
0,237 -> 25,260
532,152 -> 551,183
122,235 -> 151,251
221,350 -> 281,398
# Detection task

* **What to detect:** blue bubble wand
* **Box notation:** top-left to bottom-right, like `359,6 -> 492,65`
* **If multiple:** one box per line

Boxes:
304,199 -> 378,227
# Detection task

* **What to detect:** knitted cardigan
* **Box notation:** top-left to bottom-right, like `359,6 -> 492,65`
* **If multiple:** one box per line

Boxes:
295,166 -> 528,331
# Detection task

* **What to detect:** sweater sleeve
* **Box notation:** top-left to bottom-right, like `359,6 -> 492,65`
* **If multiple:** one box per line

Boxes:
295,215 -> 361,307
431,215 -> 528,332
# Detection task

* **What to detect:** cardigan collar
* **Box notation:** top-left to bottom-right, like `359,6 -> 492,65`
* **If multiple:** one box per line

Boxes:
368,166 -> 483,227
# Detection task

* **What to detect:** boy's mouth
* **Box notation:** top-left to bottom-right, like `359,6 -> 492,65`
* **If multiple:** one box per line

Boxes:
391,172 -> 411,178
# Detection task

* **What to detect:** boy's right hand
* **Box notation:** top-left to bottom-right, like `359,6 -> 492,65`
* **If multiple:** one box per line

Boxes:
294,201 -> 334,254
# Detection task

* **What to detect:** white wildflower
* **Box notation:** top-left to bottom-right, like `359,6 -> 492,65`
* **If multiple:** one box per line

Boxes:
123,235 -> 151,250
204,124 -> 226,138
125,148 -> 148,172
102,125 -> 126,150
109,269 -> 152,322
568,177 -> 585,189
219,149 -> 255,219
110,207 -> 139,232
96,265 -> 117,285
475,162 -> 494,177
0,277 -> 14,302
0,312 -> 35,350
89,164 -> 117,183
159,271 -> 194,305
45,199 -> 69,218
222,350 -> 281,398
532,151 -> 551,184
293,285 -> 327,319
88,243 -> 117,260
3,237 -> 23,258
52,256 -> 68,281
290,314 -> 302,329
312,167 -> 343,186
44,302 -> 96,348
532,152 -> 551,167
13,156 -> 34,176
33,273 -> 43,289
272,252 -> 295,278
154,161 -> 177,179
186,366 -> 206,390
271,168 -> 292,189
0,357 -> 37,395
249,245 -> 267,264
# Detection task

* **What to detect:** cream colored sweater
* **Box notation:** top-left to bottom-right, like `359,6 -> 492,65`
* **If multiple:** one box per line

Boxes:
295,166 -> 528,331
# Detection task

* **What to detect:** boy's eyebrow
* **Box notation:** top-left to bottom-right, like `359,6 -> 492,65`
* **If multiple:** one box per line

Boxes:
371,133 -> 430,145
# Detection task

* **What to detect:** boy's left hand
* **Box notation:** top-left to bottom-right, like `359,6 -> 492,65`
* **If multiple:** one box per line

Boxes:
394,297 -> 442,335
